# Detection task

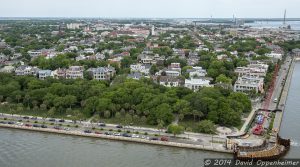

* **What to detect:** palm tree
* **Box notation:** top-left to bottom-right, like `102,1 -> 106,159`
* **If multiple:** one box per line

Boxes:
192,110 -> 198,121
143,110 -> 149,116
15,94 -> 22,103
129,109 -> 135,116
80,100 -> 86,109
198,111 -> 204,121
32,100 -> 38,107
24,95 -> 31,107
40,103 -> 47,111
191,110 -> 204,121
0,95 -> 3,102
157,119 -> 164,135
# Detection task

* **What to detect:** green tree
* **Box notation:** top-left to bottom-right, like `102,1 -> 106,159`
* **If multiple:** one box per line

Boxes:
157,119 -> 164,135
64,95 -> 77,109
167,124 -> 184,137
216,74 -> 232,84
196,120 -> 216,134
149,65 -> 159,75
104,110 -> 111,118
0,95 -> 3,102
121,56 -> 134,68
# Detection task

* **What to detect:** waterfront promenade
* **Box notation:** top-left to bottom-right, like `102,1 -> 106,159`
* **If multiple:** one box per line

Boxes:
0,123 -> 231,153
274,57 -> 295,132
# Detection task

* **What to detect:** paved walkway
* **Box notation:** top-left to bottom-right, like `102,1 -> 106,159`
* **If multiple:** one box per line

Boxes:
273,58 -> 295,131
240,103 -> 261,133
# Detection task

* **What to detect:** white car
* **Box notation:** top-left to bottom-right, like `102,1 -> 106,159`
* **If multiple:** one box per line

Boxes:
64,127 -> 71,131
16,122 -> 23,126
132,134 -> 140,138
113,133 -> 121,136
273,98 -> 278,103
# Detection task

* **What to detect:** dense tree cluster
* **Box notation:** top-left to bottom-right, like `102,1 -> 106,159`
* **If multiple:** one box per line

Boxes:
0,73 -> 251,128
279,40 -> 300,51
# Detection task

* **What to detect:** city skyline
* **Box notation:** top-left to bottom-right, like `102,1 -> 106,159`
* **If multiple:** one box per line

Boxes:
0,0 -> 299,18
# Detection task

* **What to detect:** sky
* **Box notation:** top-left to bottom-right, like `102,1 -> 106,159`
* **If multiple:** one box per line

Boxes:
0,0 -> 299,18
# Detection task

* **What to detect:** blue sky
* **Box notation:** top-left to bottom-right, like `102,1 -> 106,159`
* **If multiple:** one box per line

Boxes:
0,0 -> 299,18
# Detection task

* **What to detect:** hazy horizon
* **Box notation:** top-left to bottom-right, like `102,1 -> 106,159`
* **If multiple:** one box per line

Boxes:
0,0 -> 299,18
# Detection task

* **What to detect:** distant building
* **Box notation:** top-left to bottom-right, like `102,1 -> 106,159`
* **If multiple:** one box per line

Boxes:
67,23 -> 81,30
87,66 -> 116,81
187,66 -> 207,78
0,66 -> 15,73
66,66 -> 84,79
292,48 -> 300,57
130,64 -> 150,75
138,54 -> 157,65
184,77 -> 212,91
159,76 -> 182,87
53,68 -> 66,79
0,54 -> 8,63
38,70 -> 53,80
265,52 -> 282,60
234,76 -> 264,93
235,67 -> 267,78
127,72 -> 143,80
27,50 -> 42,58
15,66 -> 40,76
84,48 -> 95,54
162,69 -> 181,77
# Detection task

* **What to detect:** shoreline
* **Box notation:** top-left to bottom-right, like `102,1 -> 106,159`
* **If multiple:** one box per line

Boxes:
275,57 -> 295,132
0,124 -> 232,154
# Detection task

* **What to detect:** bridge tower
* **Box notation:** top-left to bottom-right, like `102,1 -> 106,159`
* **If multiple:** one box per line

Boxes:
283,9 -> 287,25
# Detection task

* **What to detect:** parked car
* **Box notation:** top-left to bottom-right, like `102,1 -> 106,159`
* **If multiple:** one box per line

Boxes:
33,124 -> 41,127
64,127 -> 70,131
48,118 -> 56,122
7,121 -> 15,124
54,126 -> 61,130
23,116 -> 30,119
122,133 -> 131,137
104,132 -> 110,135
31,117 -> 38,120
41,125 -> 47,128
0,121 -> 7,124
99,123 -> 106,127
25,124 -> 32,127
16,122 -> 23,126
113,132 -> 121,136
116,125 -> 123,128
132,134 -> 140,138
84,130 -> 92,133
150,137 -> 159,141
95,131 -> 102,134
160,136 -> 169,141
58,119 -> 65,123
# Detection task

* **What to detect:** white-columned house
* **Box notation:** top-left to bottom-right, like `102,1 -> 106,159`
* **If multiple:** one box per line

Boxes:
184,77 -> 212,91
66,66 -> 84,79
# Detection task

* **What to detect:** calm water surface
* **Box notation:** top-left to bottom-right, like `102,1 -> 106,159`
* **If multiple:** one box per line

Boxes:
245,21 -> 300,30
